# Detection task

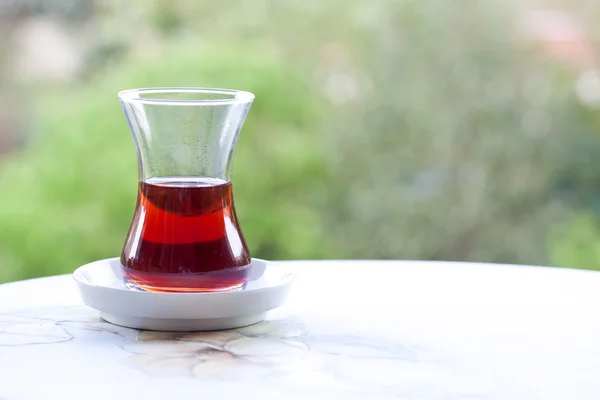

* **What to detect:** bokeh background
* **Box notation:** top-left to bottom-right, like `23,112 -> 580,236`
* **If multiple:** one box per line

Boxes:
1,0 -> 600,282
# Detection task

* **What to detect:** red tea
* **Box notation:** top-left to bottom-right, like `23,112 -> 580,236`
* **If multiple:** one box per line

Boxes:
120,177 -> 251,292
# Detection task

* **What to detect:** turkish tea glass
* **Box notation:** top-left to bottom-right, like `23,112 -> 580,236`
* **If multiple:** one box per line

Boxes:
118,88 -> 254,292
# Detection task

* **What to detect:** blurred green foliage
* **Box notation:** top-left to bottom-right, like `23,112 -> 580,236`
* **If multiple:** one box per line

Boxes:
1,0 -> 600,282
550,213 -> 600,270
322,1 -> 596,266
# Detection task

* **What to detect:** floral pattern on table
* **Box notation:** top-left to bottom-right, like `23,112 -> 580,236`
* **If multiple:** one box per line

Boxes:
0,306 -> 448,398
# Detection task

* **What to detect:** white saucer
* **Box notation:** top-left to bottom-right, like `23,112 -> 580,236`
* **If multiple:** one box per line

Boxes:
73,258 -> 294,331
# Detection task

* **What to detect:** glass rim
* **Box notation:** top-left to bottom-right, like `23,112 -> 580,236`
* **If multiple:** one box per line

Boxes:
117,87 -> 255,106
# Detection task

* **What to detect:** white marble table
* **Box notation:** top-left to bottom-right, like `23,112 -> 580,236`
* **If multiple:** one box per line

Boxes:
1,260 -> 600,400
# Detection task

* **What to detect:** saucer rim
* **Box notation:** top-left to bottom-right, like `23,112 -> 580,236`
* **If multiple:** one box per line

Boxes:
72,257 -> 295,297
72,257 -> 295,322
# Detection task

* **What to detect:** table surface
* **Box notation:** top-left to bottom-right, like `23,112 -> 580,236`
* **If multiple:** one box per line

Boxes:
1,260 -> 600,400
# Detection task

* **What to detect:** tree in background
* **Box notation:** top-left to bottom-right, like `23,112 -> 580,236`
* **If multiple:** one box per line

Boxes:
323,0 -> 600,265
